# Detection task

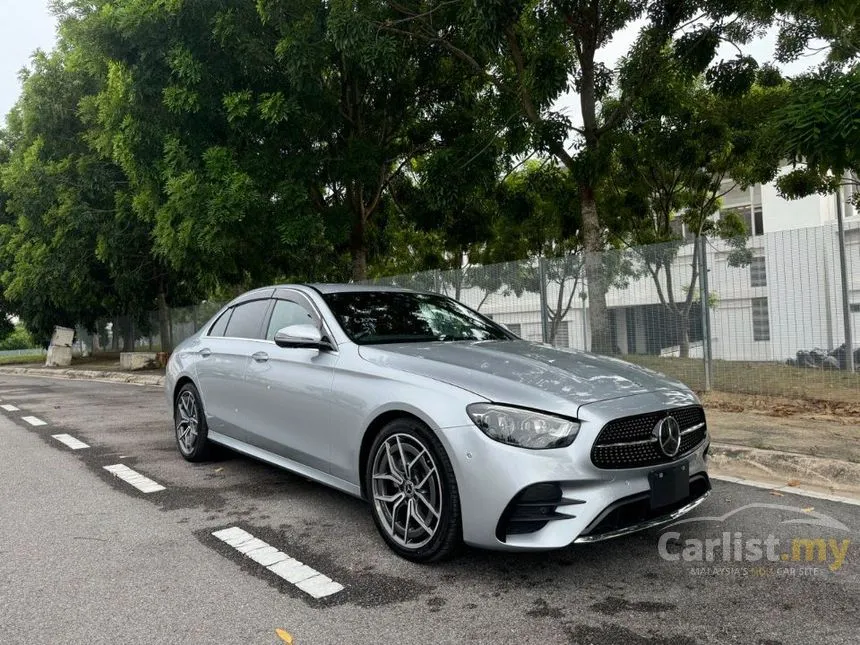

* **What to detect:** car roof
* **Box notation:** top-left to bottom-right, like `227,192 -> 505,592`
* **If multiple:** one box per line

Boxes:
304,283 -> 416,294
228,283 -> 419,305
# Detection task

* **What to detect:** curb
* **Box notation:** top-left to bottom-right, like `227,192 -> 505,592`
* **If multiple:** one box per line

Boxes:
0,366 -> 164,387
709,442 -> 860,498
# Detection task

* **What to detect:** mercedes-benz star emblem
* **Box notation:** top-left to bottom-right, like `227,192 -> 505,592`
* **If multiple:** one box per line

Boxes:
654,416 -> 682,458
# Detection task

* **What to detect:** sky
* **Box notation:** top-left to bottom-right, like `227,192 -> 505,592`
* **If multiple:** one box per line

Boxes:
0,0 -> 58,120
0,1 -> 826,129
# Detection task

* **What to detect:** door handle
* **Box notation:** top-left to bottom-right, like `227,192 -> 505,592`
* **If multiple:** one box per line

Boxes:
199,348 -> 212,358
251,351 -> 269,363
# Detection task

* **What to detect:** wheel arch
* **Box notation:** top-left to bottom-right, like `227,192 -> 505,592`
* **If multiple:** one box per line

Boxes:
172,375 -> 196,407
358,409 -> 431,501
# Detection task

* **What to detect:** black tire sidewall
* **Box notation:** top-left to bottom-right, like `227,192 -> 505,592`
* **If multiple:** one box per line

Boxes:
174,383 -> 210,461
365,418 -> 461,562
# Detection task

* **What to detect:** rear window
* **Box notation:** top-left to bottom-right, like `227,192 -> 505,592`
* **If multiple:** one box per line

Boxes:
224,299 -> 270,339
208,308 -> 232,337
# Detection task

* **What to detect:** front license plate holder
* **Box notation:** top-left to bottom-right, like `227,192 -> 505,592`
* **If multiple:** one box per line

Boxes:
649,463 -> 690,510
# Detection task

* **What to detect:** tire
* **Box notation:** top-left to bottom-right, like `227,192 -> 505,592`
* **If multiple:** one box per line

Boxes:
365,417 -> 462,562
174,382 -> 211,462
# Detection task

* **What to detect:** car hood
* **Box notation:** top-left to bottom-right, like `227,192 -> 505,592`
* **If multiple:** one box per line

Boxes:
358,340 -> 691,413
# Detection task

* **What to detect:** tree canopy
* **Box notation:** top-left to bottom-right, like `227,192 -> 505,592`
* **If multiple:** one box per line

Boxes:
0,0 -> 854,349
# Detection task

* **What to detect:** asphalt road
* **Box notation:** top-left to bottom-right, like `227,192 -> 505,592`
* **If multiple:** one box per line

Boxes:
0,375 -> 857,645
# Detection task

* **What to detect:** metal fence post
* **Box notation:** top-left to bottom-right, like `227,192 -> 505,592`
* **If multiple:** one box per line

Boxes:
836,182 -> 854,372
538,256 -> 549,343
698,236 -> 712,391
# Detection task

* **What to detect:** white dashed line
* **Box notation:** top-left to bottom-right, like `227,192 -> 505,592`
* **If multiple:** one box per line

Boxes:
212,527 -> 344,599
21,416 -> 47,426
103,464 -> 166,493
1,404 -> 20,411
52,434 -> 90,450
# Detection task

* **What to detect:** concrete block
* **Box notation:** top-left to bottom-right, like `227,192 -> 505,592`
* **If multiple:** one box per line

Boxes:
45,345 -> 73,367
120,352 -> 159,371
50,326 -> 75,347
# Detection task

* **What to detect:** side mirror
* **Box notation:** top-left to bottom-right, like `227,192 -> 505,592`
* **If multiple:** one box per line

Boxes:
274,324 -> 329,350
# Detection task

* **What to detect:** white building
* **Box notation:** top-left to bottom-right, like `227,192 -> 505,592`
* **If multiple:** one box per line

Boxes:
456,168 -> 860,363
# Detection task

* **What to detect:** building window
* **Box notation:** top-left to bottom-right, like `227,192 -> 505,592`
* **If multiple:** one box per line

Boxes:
752,297 -> 770,341
753,206 -> 764,236
669,217 -> 696,243
505,322 -> 521,336
850,304 -> 860,313
723,205 -> 764,236
750,257 -> 767,287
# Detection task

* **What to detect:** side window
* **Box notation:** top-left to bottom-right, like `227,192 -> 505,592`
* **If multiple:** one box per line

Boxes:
266,299 -> 316,340
224,300 -> 270,339
208,308 -> 232,337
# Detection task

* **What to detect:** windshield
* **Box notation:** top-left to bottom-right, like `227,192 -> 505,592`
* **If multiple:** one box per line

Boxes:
323,291 -> 513,345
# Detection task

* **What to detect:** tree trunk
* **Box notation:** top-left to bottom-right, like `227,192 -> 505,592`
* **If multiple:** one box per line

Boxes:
121,317 -> 134,352
582,186 -> 611,354
111,317 -> 119,351
158,290 -> 171,353
677,312 -> 690,358
350,215 -> 367,282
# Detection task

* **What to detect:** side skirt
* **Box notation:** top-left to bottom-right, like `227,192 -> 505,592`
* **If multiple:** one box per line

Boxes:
208,431 -> 362,499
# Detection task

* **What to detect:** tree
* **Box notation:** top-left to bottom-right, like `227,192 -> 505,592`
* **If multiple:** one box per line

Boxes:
745,1 -> 859,202
381,0 -> 769,353
0,48 -> 144,343
772,67 -> 859,202
59,0 -> 298,312
610,63 -> 785,356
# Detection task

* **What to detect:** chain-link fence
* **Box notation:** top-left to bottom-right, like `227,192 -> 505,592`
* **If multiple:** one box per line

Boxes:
83,221 -> 860,402
76,301 -> 227,357
367,222 -> 860,402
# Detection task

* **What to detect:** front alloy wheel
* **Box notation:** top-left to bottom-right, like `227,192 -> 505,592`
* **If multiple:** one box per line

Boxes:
366,419 -> 461,562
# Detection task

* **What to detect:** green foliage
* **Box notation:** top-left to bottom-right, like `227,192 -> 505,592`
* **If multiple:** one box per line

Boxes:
0,323 -> 37,350
773,67 -> 859,201
0,0 -> 855,346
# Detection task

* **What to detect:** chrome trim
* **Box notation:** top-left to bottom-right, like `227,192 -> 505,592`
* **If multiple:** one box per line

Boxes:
599,437 -> 657,448
681,421 -> 705,436
573,490 -> 711,543
598,421 -> 706,448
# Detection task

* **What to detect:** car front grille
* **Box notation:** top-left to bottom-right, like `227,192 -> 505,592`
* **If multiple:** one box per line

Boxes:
591,406 -> 707,469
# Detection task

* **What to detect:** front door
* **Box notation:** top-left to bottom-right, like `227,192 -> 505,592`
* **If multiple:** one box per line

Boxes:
243,295 -> 338,472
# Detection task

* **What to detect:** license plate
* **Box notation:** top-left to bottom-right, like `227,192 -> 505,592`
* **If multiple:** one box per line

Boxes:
649,463 -> 690,510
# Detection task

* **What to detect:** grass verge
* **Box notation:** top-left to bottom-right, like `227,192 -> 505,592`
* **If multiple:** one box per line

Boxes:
0,354 -> 45,365
625,355 -> 860,404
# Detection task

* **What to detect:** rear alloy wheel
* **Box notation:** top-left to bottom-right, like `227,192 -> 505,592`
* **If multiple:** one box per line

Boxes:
366,419 -> 461,562
174,383 -> 211,462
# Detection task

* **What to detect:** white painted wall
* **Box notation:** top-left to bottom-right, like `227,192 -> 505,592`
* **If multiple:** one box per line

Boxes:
444,178 -> 860,364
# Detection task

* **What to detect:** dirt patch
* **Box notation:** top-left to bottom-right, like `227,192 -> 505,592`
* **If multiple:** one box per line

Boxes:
702,391 -> 860,422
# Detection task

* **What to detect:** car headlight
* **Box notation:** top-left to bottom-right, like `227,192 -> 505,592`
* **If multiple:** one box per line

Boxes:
466,403 -> 580,450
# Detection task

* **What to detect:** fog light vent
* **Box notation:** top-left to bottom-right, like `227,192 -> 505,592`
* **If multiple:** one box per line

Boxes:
495,483 -> 581,542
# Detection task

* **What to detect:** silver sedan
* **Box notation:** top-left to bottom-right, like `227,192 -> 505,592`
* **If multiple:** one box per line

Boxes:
166,284 -> 710,562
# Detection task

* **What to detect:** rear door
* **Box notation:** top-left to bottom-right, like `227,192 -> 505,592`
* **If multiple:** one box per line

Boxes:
194,297 -> 272,443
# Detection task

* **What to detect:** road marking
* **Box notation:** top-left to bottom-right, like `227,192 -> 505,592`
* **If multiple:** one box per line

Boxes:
212,527 -> 344,599
21,416 -> 47,426
1,404 -> 19,411
52,434 -> 90,450
103,464 -> 165,493
713,475 -> 860,506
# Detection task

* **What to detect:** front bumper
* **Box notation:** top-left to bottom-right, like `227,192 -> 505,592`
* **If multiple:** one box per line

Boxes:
435,391 -> 710,551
